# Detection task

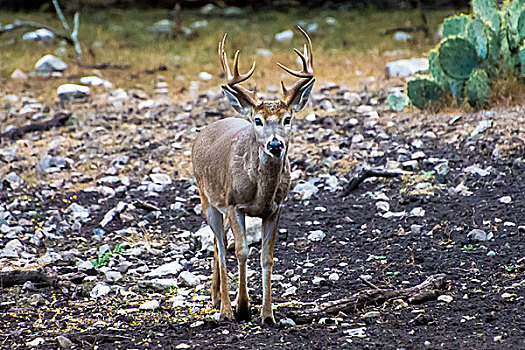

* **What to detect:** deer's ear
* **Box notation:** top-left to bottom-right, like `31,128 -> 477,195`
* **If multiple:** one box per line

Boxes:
287,79 -> 315,113
222,85 -> 254,117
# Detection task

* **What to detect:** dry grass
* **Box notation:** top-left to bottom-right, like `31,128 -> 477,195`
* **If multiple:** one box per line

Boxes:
0,7 -> 453,103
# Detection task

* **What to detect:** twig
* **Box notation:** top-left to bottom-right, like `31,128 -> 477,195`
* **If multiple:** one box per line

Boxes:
0,112 -> 72,143
288,274 -> 446,324
359,276 -> 381,290
340,168 -> 407,196
0,21 -> 73,44
134,199 -> 160,212
52,0 -> 71,33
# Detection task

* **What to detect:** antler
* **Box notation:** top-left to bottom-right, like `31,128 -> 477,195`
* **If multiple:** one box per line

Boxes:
277,26 -> 315,106
219,34 -> 258,106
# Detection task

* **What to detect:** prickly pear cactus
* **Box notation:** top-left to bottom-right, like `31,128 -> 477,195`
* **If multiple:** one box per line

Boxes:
438,37 -> 479,80
465,69 -> 491,107
407,0 -> 525,110
407,75 -> 444,109
443,14 -> 472,38
472,0 -> 500,33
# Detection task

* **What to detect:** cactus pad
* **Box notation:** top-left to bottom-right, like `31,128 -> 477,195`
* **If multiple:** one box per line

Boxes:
465,69 -> 491,107
472,0 -> 500,33
467,18 -> 489,59
407,75 -> 444,109
439,37 -> 479,80
443,14 -> 472,37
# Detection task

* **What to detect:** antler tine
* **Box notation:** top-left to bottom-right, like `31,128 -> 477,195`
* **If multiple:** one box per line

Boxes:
218,33 -> 258,106
278,26 -> 315,105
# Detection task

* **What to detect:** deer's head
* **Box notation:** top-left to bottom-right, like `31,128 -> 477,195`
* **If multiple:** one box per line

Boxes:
219,27 -> 315,159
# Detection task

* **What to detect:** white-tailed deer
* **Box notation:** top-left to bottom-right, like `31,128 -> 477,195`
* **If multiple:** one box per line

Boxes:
192,27 -> 315,324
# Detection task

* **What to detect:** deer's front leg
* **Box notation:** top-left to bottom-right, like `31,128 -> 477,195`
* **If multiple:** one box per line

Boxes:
206,206 -> 233,320
260,208 -> 281,325
228,206 -> 250,321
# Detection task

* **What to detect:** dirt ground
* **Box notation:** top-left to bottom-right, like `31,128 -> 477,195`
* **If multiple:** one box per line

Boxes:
0,86 -> 524,349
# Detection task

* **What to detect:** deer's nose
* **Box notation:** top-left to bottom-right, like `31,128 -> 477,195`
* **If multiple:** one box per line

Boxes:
267,138 -> 283,156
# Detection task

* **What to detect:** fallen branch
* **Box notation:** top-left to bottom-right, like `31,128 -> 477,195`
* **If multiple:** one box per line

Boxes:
0,266 -> 84,295
0,112 -> 72,142
340,167 -> 407,196
0,21 -> 74,44
52,0 -> 82,61
288,274 -> 446,324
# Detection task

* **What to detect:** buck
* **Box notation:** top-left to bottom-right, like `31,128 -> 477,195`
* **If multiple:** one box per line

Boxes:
192,27 -> 315,324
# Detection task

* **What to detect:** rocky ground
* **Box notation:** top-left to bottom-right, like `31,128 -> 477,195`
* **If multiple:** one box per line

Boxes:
0,80 -> 524,349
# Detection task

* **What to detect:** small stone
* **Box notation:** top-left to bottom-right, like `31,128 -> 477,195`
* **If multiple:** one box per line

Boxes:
501,292 -> 514,300
467,229 -> 493,242
80,76 -> 112,89
292,181 -> 319,200
328,272 -> 340,281
139,278 -> 178,290
376,201 -> 390,212
199,71 -> 213,81
57,84 -> 90,102
409,207 -> 425,217
437,295 -> 453,303
256,48 -> 273,57
150,173 -> 172,185
279,318 -> 296,327
179,271 -> 200,287
11,69 -> 27,80
344,327 -> 366,338
275,29 -> 294,42
4,172 -> 21,189
28,294 -> 44,306
486,250 -> 497,257
105,270 -> 123,283
27,337 -> 45,347
312,276 -> 325,284
361,311 -> 380,318
386,58 -> 428,78
56,336 -> 73,349
34,54 -> 67,72
411,224 -> 422,235
140,300 -> 160,310
498,196 -> 512,204
146,261 -> 183,277
176,344 -> 191,349
307,230 -> 325,242
90,283 -> 111,298
435,161 -> 449,176
394,31 -> 412,41
471,119 -> 492,136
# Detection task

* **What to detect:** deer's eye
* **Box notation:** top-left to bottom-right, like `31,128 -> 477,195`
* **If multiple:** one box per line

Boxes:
254,118 -> 263,126
283,116 -> 291,125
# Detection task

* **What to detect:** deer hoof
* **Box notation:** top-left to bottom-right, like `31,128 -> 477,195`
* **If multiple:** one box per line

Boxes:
235,303 -> 251,322
261,314 -> 276,326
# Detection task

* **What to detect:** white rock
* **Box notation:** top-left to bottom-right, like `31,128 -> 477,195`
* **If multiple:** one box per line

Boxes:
199,71 -> 213,81
0,145 -> 18,162
409,207 -> 425,217
23,28 -> 55,43
275,29 -> 294,42
498,196 -> 512,204
150,173 -> 172,185
329,272 -> 340,281
10,69 -> 27,80
176,344 -> 191,349
308,230 -> 326,241
344,327 -> 366,338
56,335 -> 73,349
471,119 -> 492,136
437,295 -> 453,303
292,181 -> 319,200
179,271 -> 200,287
386,58 -> 428,78
105,270 -> 123,283
34,54 -> 67,72
26,337 -> 45,347
139,299 -> 160,310
90,283 -> 111,298
139,278 -> 178,290
394,31 -> 413,41
146,261 -> 183,277
190,20 -> 208,29
256,48 -> 273,57
361,311 -> 380,318
80,76 -> 113,89
376,201 -> 390,212
57,84 -> 90,98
